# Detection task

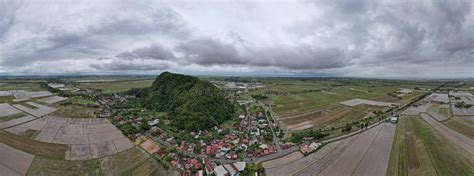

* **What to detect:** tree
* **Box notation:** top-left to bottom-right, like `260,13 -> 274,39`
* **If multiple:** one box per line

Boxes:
342,123 -> 352,132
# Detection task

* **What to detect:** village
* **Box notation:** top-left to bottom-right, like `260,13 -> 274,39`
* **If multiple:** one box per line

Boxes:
103,96 -> 318,175
46,80 -> 324,176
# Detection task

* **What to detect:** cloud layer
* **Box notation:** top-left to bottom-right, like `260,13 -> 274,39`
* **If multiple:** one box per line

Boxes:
1,0 -> 474,78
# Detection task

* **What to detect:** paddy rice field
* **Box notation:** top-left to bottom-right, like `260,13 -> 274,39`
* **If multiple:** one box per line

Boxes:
249,79 -> 435,130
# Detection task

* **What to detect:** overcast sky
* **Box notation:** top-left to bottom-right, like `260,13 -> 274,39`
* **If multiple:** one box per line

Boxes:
1,0 -> 473,78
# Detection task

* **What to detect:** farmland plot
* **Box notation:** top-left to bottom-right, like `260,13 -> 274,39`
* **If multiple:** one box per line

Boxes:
11,90 -> 52,101
13,102 -> 57,117
340,98 -> 396,107
443,117 -> 474,139
0,115 -> 36,129
319,123 -> 396,176
265,136 -> 357,176
388,116 -> 474,176
265,123 -> 396,176
26,116 -> 134,160
273,92 -> 347,117
38,96 -> 67,104
452,105 -> 474,116
0,142 -> 34,175
421,113 -> 474,154
0,103 -> 22,117
427,111 -> 449,121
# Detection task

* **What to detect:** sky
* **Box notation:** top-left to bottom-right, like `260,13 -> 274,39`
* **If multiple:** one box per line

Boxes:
0,0 -> 473,78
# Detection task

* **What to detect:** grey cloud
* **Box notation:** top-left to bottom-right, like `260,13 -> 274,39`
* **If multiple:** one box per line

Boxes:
175,37 -> 347,69
2,0 -> 474,77
253,46 -> 346,69
1,1 -> 189,68
177,38 -> 246,65
90,60 -> 169,71
88,6 -> 189,38
0,0 -> 19,40
298,0 -> 474,67
94,37 -> 348,71
116,44 -> 175,61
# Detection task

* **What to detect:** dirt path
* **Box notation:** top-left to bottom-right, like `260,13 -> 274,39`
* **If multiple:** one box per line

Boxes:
420,113 -> 474,154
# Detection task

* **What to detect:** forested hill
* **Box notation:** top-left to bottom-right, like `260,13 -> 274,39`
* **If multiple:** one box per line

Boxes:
134,72 -> 236,130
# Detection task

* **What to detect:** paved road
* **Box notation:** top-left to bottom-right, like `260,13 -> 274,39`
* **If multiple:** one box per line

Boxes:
263,105 -> 282,153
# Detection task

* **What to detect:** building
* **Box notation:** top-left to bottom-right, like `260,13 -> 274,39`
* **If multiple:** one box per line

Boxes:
214,162 -> 247,176
214,165 -> 229,176
223,164 -> 238,176
204,158 -> 215,175
397,88 -> 413,94
196,170 -> 203,176
147,119 -> 160,126
233,162 -> 246,172
300,142 -> 321,154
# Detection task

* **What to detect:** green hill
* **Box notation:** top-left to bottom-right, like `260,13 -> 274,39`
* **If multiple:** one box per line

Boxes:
135,72 -> 236,130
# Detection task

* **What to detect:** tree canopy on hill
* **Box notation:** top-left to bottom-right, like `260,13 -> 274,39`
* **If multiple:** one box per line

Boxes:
131,72 -> 236,130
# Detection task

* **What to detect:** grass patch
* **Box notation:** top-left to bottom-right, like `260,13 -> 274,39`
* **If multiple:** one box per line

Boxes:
0,130 -> 67,159
21,103 -> 39,109
0,96 -> 14,103
273,91 -> 348,116
51,105 -> 98,118
0,82 -> 44,91
19,129 -> 40,139
428,104 -> 452,118
121,158 -> 160,176
76,79 -> 154,93
443,117 -> 474,139
68,97 -> 97,106
0,112 -> 25,122
101,147 -> 169,176
27,157 -> 103,175
387,115 -> 407,176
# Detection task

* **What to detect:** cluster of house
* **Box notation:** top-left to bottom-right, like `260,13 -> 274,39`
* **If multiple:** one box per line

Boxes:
160,111 -> 279,160
299,142 -> 321,155
248,112 -> 274,143
248,144 -> 278,158
203,134 -> 245,160
211,81 -> 264,90
138,138 -> 203,175
137,137 -> 247,176
114,115 -> 141,126
110,104 -> 275,175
